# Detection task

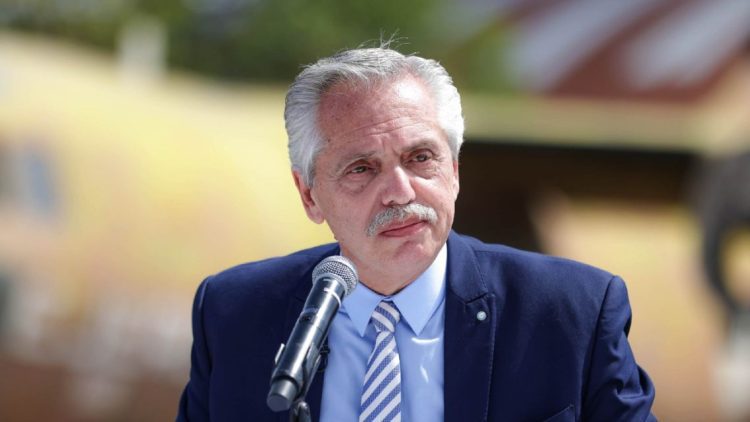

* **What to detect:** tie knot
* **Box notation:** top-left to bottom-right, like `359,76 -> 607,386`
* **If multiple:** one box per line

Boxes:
371,301 -> 400,333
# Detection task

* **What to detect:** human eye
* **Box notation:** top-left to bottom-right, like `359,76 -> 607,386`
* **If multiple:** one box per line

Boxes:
409,149 -> 434,164
414,153 -> 431,162
343,160 -> 375,178
339,160 -> 376,193
349,165 -> 369,174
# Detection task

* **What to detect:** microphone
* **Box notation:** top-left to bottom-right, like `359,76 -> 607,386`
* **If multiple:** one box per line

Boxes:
266,255 -> 358,412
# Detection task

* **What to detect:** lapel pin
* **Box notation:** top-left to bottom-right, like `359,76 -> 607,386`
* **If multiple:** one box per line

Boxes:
476,310 -> 487,321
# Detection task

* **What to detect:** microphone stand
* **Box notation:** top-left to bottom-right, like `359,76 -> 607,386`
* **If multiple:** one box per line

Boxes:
290,400 -> 311,422
287,343 -> 329,422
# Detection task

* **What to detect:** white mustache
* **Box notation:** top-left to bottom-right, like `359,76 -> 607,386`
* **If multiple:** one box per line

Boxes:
366,203 -> 438,237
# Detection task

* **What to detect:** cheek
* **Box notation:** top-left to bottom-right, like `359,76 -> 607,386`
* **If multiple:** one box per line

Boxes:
437,170 -> 459,199
326,199 -> 370,230
417,182 -> 453,212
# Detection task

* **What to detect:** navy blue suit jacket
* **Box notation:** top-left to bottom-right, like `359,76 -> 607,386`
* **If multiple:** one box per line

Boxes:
178,231 -> 656,421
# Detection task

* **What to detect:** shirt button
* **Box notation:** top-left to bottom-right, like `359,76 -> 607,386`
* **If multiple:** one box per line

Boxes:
476,310 -> 487,321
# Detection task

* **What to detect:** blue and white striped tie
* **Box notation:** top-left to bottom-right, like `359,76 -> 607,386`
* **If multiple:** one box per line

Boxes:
359,300 -> 402,422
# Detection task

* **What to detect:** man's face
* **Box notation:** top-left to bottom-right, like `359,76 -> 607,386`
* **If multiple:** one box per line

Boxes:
293,75 -> 459,293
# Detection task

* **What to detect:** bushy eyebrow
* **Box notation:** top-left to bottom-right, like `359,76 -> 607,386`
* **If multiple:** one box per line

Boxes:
402,140 -> 441,155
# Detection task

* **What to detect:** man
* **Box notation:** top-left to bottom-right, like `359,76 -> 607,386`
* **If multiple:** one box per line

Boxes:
178,46 -> 656,421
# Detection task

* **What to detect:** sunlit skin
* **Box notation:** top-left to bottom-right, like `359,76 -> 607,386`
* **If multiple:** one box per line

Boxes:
293,74 -> 460,295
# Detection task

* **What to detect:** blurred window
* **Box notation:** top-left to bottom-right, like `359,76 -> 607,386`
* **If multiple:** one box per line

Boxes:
19,143 -> 59,220
0,143 -> 9,204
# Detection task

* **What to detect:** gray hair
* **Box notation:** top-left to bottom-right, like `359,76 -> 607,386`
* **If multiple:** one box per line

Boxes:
284,46 -> 464,186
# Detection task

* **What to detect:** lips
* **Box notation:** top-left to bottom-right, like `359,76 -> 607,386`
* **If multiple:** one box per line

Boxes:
379,217 -> 427,237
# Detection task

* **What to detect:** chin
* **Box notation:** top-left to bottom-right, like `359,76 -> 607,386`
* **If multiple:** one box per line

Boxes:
389,238 -> 438,262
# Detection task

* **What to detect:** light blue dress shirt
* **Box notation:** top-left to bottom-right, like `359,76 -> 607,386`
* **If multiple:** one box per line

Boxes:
320,244 -> 447,422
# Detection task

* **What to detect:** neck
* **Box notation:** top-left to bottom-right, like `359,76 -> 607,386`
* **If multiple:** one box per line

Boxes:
358,268 -> 424,296
354,250 -> 441,295
341,242 -> 447,296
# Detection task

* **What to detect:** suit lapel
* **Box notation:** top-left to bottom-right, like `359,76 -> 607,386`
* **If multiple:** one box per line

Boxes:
444,232 -> 497,422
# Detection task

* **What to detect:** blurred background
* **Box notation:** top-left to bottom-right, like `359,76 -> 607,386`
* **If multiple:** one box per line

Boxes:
1,0 -> 749,420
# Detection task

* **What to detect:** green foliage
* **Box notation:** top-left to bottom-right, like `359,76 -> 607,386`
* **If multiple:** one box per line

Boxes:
0,0 -> 446,82
442,24 -> 517,95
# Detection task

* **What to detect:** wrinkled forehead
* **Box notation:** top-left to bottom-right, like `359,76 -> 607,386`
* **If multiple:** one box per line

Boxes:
316,74 -> 439,139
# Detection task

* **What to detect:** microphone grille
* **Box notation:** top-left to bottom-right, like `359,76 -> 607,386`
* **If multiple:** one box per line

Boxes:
312,255 -> 358,296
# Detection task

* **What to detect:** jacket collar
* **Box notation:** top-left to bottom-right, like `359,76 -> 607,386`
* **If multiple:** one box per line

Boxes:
445,231 -> 489,302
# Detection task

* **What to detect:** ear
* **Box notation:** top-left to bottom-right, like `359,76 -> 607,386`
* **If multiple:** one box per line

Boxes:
452,159 -> 460,200
293,170 -> 325,224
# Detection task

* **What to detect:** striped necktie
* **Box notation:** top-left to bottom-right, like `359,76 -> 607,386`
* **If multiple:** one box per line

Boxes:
359,300 -> 402,422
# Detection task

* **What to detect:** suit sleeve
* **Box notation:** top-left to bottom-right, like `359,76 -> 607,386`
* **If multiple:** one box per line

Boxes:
177,277 -> 213,421
583,276 -> 657,421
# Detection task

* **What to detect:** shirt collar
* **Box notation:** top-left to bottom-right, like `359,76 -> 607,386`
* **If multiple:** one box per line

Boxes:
342,242 -> 447,337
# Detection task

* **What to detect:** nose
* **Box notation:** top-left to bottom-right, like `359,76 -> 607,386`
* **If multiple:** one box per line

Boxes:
380,166 -> 416,206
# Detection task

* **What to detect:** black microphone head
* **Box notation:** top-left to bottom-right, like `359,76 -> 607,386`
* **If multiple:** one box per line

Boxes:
312,255 -> 358,296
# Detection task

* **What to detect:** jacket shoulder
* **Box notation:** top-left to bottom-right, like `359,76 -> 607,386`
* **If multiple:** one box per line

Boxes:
457,233 -> 615,292
198,242 -> 338,316
452,233 -> 620,324
211,243 -> 338,286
